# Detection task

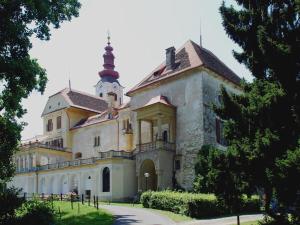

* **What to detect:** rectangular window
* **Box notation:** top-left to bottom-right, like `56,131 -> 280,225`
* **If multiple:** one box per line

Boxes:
94,136 -> 100,146
47,119 -> 53,132
57,116 -> 61,129
175,160 -> 181,170
216,118 -> 227,146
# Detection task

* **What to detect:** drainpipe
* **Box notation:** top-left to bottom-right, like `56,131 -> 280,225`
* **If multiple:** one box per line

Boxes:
116,119 -> 120,151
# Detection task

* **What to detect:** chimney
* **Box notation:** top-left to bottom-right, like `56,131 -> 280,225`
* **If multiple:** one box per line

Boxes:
165,47 -> 176,71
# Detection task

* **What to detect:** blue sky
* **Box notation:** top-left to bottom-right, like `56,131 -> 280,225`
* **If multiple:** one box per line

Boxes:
22,0 -> 251,139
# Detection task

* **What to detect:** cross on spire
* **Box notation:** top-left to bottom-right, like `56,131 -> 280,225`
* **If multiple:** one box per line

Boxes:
107,30 -> 111,45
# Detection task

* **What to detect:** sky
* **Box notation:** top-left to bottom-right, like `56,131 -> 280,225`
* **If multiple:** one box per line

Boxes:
22,0 -> 251,140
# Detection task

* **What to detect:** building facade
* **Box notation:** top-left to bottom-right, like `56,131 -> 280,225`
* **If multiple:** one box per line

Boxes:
9,38 -> 241,201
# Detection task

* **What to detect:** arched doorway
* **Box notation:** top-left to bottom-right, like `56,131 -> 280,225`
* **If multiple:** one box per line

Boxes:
102,167 -> 110,192
40,177 -> 46,194
84,175 -> 92,197
70,175 -> 79,194
61,175 -> 68,194
139,159 -> 157,191
48,176 -> 55,194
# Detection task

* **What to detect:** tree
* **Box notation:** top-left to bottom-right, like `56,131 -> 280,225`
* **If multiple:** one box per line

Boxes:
211,1 -> 300,223
0,0 -> 81,183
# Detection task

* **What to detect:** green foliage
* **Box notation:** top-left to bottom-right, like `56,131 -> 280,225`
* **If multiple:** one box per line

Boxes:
0,188 -> 24,225
140,191 -> 260,219
0,0 -> 81,181
16,200 -> 55,225
215,0 -> 300,222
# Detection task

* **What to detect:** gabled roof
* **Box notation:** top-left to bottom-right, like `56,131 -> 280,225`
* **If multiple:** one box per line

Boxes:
43,88 -> 108,115
71,110 -> 117,130
127,40 -> 241,96
144,95 -> 175,108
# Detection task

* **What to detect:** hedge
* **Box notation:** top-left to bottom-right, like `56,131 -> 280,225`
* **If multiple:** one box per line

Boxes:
140,191 -> 261,219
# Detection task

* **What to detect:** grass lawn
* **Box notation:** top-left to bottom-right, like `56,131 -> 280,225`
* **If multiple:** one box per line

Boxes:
53,201 -> 114,225
100,202 -> 193,223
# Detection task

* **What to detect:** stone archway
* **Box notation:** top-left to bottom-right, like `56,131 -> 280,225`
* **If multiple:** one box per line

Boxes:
70,174 -> 79,194
48,176 -> 56,194
40,177 -> 46,194
60,175 -> 68,194
139,159 -> 157,191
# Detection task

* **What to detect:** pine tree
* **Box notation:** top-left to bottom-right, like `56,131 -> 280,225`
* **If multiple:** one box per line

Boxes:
208,1 -> 300,223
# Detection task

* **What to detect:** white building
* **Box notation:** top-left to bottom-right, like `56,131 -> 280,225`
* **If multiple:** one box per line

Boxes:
10,38 -> 241,201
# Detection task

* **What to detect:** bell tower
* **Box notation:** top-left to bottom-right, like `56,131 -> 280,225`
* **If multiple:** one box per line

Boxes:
95,34 -> 123,107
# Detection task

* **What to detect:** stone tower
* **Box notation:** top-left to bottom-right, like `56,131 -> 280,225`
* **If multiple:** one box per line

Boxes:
95,35 -> 123,107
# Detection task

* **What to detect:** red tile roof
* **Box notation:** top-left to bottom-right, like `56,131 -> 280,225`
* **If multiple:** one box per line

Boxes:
50,88 -> 108,114
127,40 -> 241,96
144,95 -> 175,108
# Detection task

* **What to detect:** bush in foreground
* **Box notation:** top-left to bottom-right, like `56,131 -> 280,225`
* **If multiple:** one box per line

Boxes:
140,190 -> 260,219
16,200 -> 56,225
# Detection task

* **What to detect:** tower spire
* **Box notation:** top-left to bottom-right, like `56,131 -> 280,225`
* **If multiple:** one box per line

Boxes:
98,32 -> 119,79
107,30 -> 111,45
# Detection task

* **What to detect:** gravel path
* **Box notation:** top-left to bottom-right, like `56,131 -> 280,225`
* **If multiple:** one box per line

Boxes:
100,205 -> 176,225
180,214 -> 263,225
101,204 -> 263,225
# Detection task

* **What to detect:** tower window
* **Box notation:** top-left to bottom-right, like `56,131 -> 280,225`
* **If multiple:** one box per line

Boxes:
114,94 -> 117,101
99,93 -> 103,97
94,136 -> 100,146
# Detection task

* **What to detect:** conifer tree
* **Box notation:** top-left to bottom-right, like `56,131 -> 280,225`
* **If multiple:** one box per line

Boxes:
204,1 -> 300,223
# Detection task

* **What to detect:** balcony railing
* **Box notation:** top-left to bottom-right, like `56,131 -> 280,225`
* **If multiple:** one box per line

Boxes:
20,142 -> 70,152
135,140 -> 176,154
15,150 -> 133,174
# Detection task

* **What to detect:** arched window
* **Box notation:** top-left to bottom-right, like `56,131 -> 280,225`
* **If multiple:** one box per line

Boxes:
75,152 -> 82,159
163,130 -> 168,142
102,167 -> 110,192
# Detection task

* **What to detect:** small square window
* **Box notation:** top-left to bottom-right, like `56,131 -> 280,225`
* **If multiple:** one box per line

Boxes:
175,160 -> 181,170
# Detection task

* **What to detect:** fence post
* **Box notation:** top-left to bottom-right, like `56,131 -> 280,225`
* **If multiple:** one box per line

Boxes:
51,193 -> 54,209
96,196 -> 99,210
93,195 -> 95,207
23,192 -> 26,201
71,195 -> 74,210
77,202 -> 80,214
81,194 -> 84,205
88,194 -> 90,206
60,193 -> 63,201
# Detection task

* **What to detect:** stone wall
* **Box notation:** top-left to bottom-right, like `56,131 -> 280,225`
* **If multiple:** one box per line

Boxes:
130,69 -> 205,190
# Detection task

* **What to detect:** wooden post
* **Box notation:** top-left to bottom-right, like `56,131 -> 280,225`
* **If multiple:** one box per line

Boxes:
93,195 -> 96,207
81,194 -> 84,205
23,192 -> 26,201
71,197 -> 74,209
88,194 -> 90,206
77,202 -> 80,214
51,194 -> 54,209
96,196 -> 99,210
60,193 -> 63,201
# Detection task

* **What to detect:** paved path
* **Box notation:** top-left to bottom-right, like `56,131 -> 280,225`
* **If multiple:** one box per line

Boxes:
101,204 -> 263,225
101,205 -> 176,225
180,214 -> 263,225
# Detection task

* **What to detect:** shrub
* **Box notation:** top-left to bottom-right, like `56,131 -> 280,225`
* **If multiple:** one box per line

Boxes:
16,200 -> 56,225
0,188 -> 24,225
140,190 -> 261,219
